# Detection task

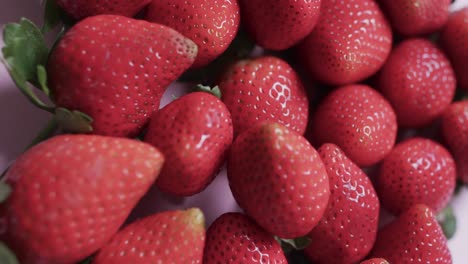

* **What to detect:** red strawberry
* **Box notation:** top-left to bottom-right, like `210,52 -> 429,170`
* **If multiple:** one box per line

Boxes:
144,90 -> 233,196
57,0 -> 151,20
370,204 -> 452,263
360,258 -> 389,264
378,38 -> 456,128
239,0 -> 321,50
310,84 -> 397,167
219,56 -> 309,137
0,135 -> 164,264
93,208 -> 205,264
304,144 -> 380,264
146,0 -> 240,68
297,0 -> 392,85
441,100 -> 468,183
228,122 -> 330,238
48,15 -> 198,137
440,7 -> 468,91
204,212 -> 287,263
376,137 -> 456,215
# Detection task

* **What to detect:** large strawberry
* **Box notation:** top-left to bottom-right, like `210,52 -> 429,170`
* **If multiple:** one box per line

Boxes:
57,0 -> 151,20
361,259 -> 389,264
304,144 -> 380,264
93,208 -> 205,264
228,122 -> 330,238
370,204 -> 452,263
204,212 -> 287,263
376,137 -> 456,215
297,0 -> 392,85
48,15 -> 198,137
0,135 -> 164,264
309,84 -> 397,167
144,90 -> 233,196
378,38 -> 456,128
219,56 -> 309,137
238,0 -> 321,50
146,0 -> 240,68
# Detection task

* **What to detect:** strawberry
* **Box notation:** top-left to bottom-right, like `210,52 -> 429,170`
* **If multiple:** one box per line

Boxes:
441,100 -> 468,183
146,0 -> 240,68
0,135 -> 164,264
228,122 -> 330,238
144,90 -> 233,196
48,15 -> 198,137
238,0 -> 321,50
57,0 -> 151,20
297,0 -> 392,85
376,137 -> 456,215
219,56 -> 309,137
440,7 -> 468,91
378,38 -> 456,128
378,0 -> 450,36
93,208 -> 205,264
360,258 -> 389,264
370,204 -> 452,263
304,144 -> 380,264
309,84 -> 397,167
203,212 -> 287,263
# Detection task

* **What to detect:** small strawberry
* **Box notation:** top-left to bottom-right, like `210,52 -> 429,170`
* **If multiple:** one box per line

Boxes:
360,258 -> 389,264
144,89 -> 233,196
0,135 -> 164,264
219,56 -> 309,137
376,137 -> 456,215
238,0 -> 321,50
297,0 -> 392,85
441,100 -> 468,183
146,0 -> 240,68
48,15 -> 198,137
93,208 -> 205,264
228,122 -> 330,238
378,38 -> 456,128
204,212 -> 287,263
370,204 -> 452,263
309,84 -> 397,167
57,0 -> 151,20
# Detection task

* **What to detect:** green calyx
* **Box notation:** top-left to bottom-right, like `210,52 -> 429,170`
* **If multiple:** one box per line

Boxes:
275,236 -> 312,253
437,205 -> 457,239
195,84 -> 222,99
0,242 -> 18,264
0,182 -> 12,203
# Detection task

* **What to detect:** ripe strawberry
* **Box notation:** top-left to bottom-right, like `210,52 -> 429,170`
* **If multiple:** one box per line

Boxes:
57,0 -> 151,20
219,56 -> 309,137
48,15 -> 198,137
146,0 -> 240,68
376,137 -> 456,215
93,208 -> 205,264
204,212 -> 287,263
0,135 -> 164,264
361,258 -> 389,264
228,122 -> 330,238
378,38 -> 456,128
441,100 -> 468,183
297,0 -> 392,85
440,7 -> 468,91
304,144 -> 380,264
239,0 -> 321,50
144,91 -> 233,196
309,84 -> 397,167
370,204 -> 452,263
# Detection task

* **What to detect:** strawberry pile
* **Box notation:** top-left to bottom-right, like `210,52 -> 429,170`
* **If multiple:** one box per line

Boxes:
0,0 -> 467,263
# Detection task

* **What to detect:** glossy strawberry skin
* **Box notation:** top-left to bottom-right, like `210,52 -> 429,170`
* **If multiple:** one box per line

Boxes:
376,138 -> 456,215
48,15 -> 198,137
370,204 -> 452,263
57,0 -> 151,20
0,135 -> 164,264
93,208 -> 205,264
360,258 -> 389,264
297,0 -> 392,85
204,212 -> 287,264
228,122 -> 330,238
378,38 -> 456,128
304,144 -> 380,264
441,101 -> 468,183
239,0 -> 321,50
144,92 -> 233,196
146,0 -> 240,68
310,84 -> 397,167
219,56 -> 309,137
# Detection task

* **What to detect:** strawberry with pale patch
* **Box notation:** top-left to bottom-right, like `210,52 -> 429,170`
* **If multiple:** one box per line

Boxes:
57,0 -> 151,20
360,258 -> 389,264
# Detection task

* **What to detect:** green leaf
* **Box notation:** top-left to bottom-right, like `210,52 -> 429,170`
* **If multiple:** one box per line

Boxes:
437,205 -> 457,239
42,0 -> 63,33
0,182 -> 12,203
55,108 -> 94,133
0,242 -> 19,264
36,65 -> 50,96
195,84 -> 222,98
280,237 -> 312,251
